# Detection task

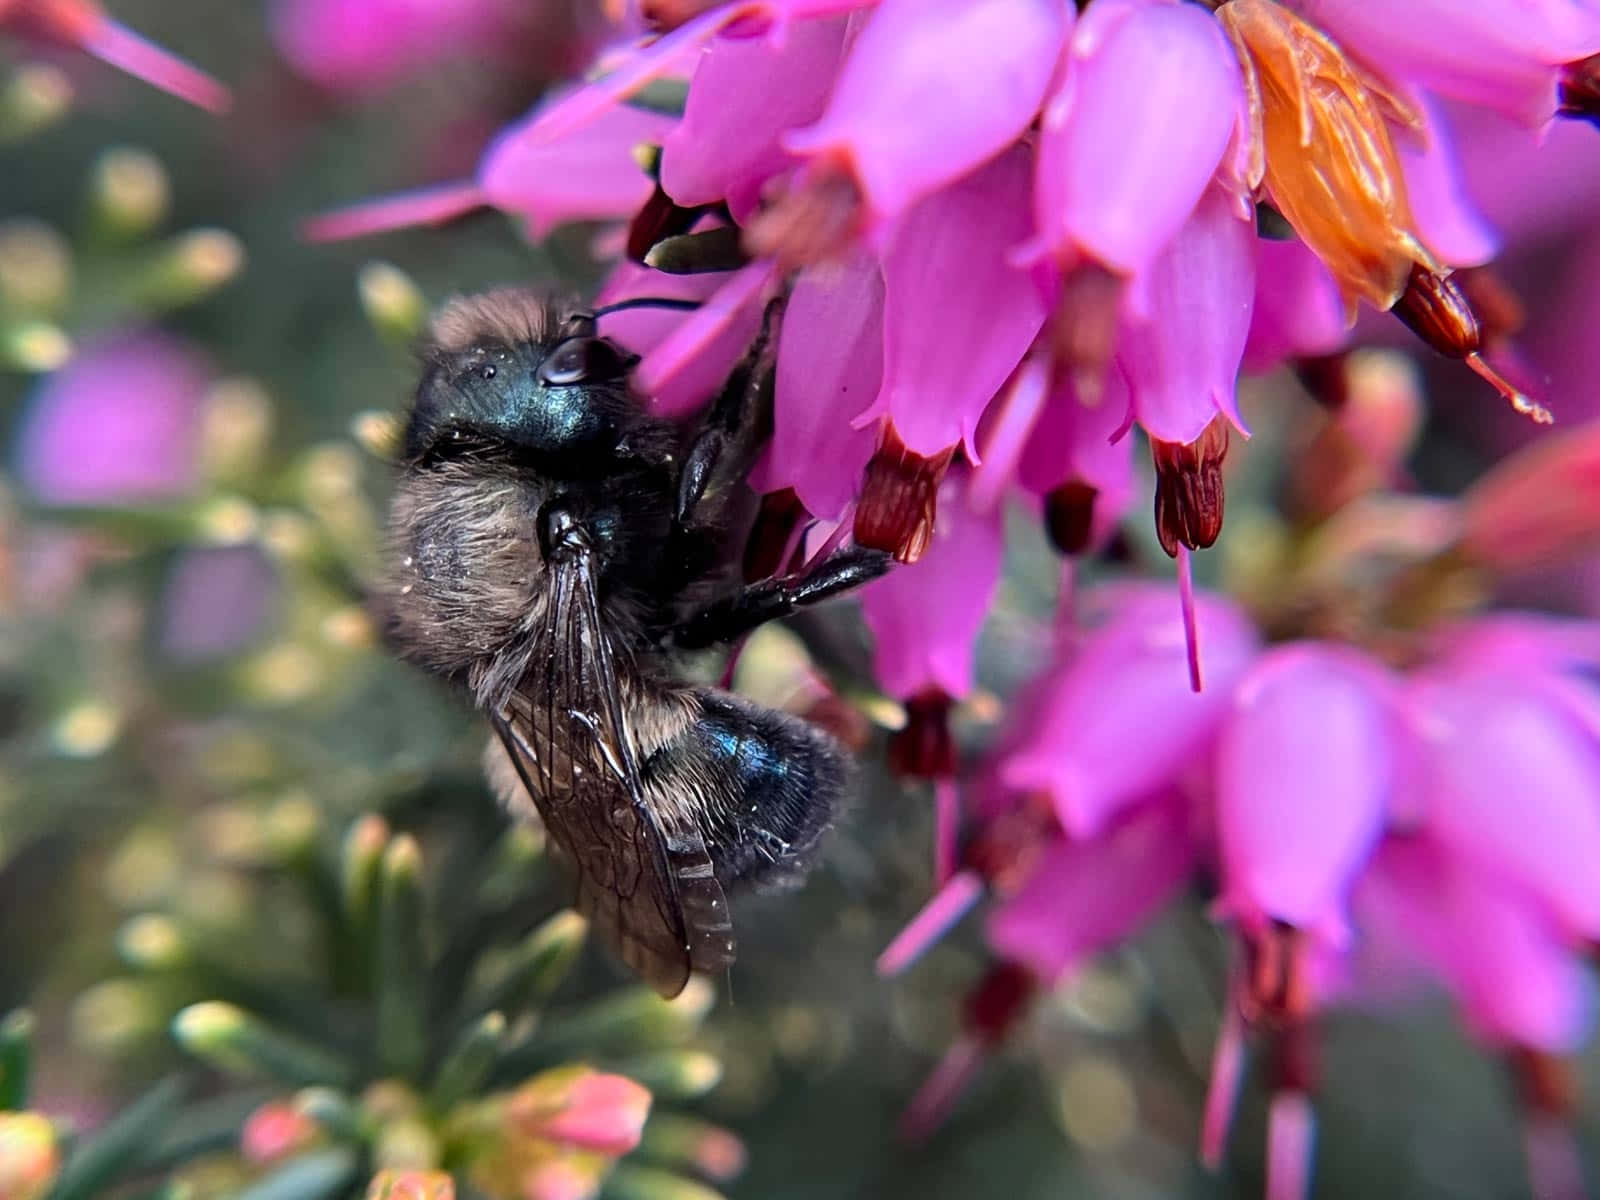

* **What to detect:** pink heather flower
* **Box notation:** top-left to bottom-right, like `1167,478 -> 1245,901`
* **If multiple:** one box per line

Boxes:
661,14 -> 851,221
997,582 -> 1260,839
1026,0 -> 1245,282
859,472 -> 1003,702
781,0 -> 1070,230
305,93 -> 672,242
1406,666 -> 1600,942
1357,836 -> 1595,1053
1215,644 -> 1395,949
859,144 -> 1045,459
1115,183 -> 1255,445
270,0 -> 530,94
746,252 -> 881,520
1,0 -> 230,112
1292,0 -> 1600,126
1241,236 -> 1348,372
15,332 -> 210,505
159,546 -> 279,664
986,792 -> 1197,982
1398,97 -> 1500,270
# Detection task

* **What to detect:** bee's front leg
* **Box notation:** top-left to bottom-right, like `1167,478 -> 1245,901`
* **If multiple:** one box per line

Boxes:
674,296 -> 785,526
673,545 -> 891,649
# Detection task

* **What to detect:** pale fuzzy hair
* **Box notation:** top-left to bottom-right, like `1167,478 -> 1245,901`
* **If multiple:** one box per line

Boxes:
426,288 -> 569,353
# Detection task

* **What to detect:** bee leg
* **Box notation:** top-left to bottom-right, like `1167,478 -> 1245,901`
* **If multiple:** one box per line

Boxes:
674,297 -> 785,526
674,545 -> 891,648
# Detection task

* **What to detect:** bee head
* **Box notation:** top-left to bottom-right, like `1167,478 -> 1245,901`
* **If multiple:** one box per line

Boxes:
406,290 -> 640,469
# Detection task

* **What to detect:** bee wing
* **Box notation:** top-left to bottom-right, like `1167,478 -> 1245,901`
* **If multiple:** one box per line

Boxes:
491,544 -> 734,998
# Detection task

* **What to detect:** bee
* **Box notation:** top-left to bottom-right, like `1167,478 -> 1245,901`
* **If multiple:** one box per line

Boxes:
379,288 -> 889,996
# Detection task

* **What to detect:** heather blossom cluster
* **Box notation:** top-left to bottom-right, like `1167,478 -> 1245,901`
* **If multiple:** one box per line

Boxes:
294,0 -> 1600,1195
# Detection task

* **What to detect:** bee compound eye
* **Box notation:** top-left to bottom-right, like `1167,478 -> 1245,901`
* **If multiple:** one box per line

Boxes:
537,337 -> 627,386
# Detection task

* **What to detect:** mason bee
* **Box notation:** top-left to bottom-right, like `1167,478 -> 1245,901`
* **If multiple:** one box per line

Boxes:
379,288 -> 889,996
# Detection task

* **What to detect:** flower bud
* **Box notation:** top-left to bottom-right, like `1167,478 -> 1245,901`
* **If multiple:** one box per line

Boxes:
366,1169 -> 455,1200
358,262 -> 426,345
0,65 -> 71,141
241,1100 -> 321,1166
1220,0 -> 1436,312
89,147 -> 169,240
506,1067 -> 652,1156
0,1112 -> 58,1200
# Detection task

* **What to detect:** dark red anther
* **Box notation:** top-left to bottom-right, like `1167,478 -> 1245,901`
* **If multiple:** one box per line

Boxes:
854,427 -> 955,564
1510,1049 -> 1579,1118
1393,264 -> 1554,424
1392,263 -> 1479,358
1043,480 -> 1099,556
1268,1020 -> 1320,1096
802,693 -> 873,754
1559,52 -> 1600,128
963,795 -> 1057,894
962,961 -> 1037,1047
742,488 -> 808,582
887,689 -> 957,778
1152,416 -> 1229,558
1242,921 -> 1312,1028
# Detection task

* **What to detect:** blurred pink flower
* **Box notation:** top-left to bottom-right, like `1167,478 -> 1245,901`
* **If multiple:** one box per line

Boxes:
887,587 -> 1600,1200
270,0 -> 519,93
159,546 -> 279,664
15,332 -> 210,505
1,0 -> 229,112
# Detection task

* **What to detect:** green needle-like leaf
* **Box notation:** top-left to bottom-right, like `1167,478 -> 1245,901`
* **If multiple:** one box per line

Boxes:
377,835 -> 429,1077
49,1076 -> 188,1200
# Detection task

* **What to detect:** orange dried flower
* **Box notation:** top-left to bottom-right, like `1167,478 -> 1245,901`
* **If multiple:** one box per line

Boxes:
1219,0 -> 1438,314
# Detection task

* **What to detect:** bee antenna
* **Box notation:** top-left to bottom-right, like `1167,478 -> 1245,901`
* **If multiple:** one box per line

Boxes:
591,296 -> 705,319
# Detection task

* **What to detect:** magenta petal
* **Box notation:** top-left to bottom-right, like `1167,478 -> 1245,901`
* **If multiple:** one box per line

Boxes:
1358,837 -> 1596,1051
84,20 -> 232,113
1409,669 -> 1600,941
748,254 -> 883,519
1033,0 -> 1244,275
636,259 -> 776,416
998,583 -> 1259,838
1426,613 -> 1600,675
1118,184 -> 1256,445
17,332 -> 210,505
869,146 -> 1046,456
661,16 -> 849,217
860,472 -> 1004,700
1242,237 -> 1350,373
302,180 -> 485,242
784,0 -> 1068,224
1012,371 -> 1136,549
986,795 -> 1195,980
1216,644 -> 1393,945
594,260 -> 726,358
270,0 -> 504,94
1297,0 -> 1600,125
479,96 -> 672,238
1400,98 -> 1500,269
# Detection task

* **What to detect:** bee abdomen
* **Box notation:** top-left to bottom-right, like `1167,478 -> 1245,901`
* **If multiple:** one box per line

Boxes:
647,690 -> 844,891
